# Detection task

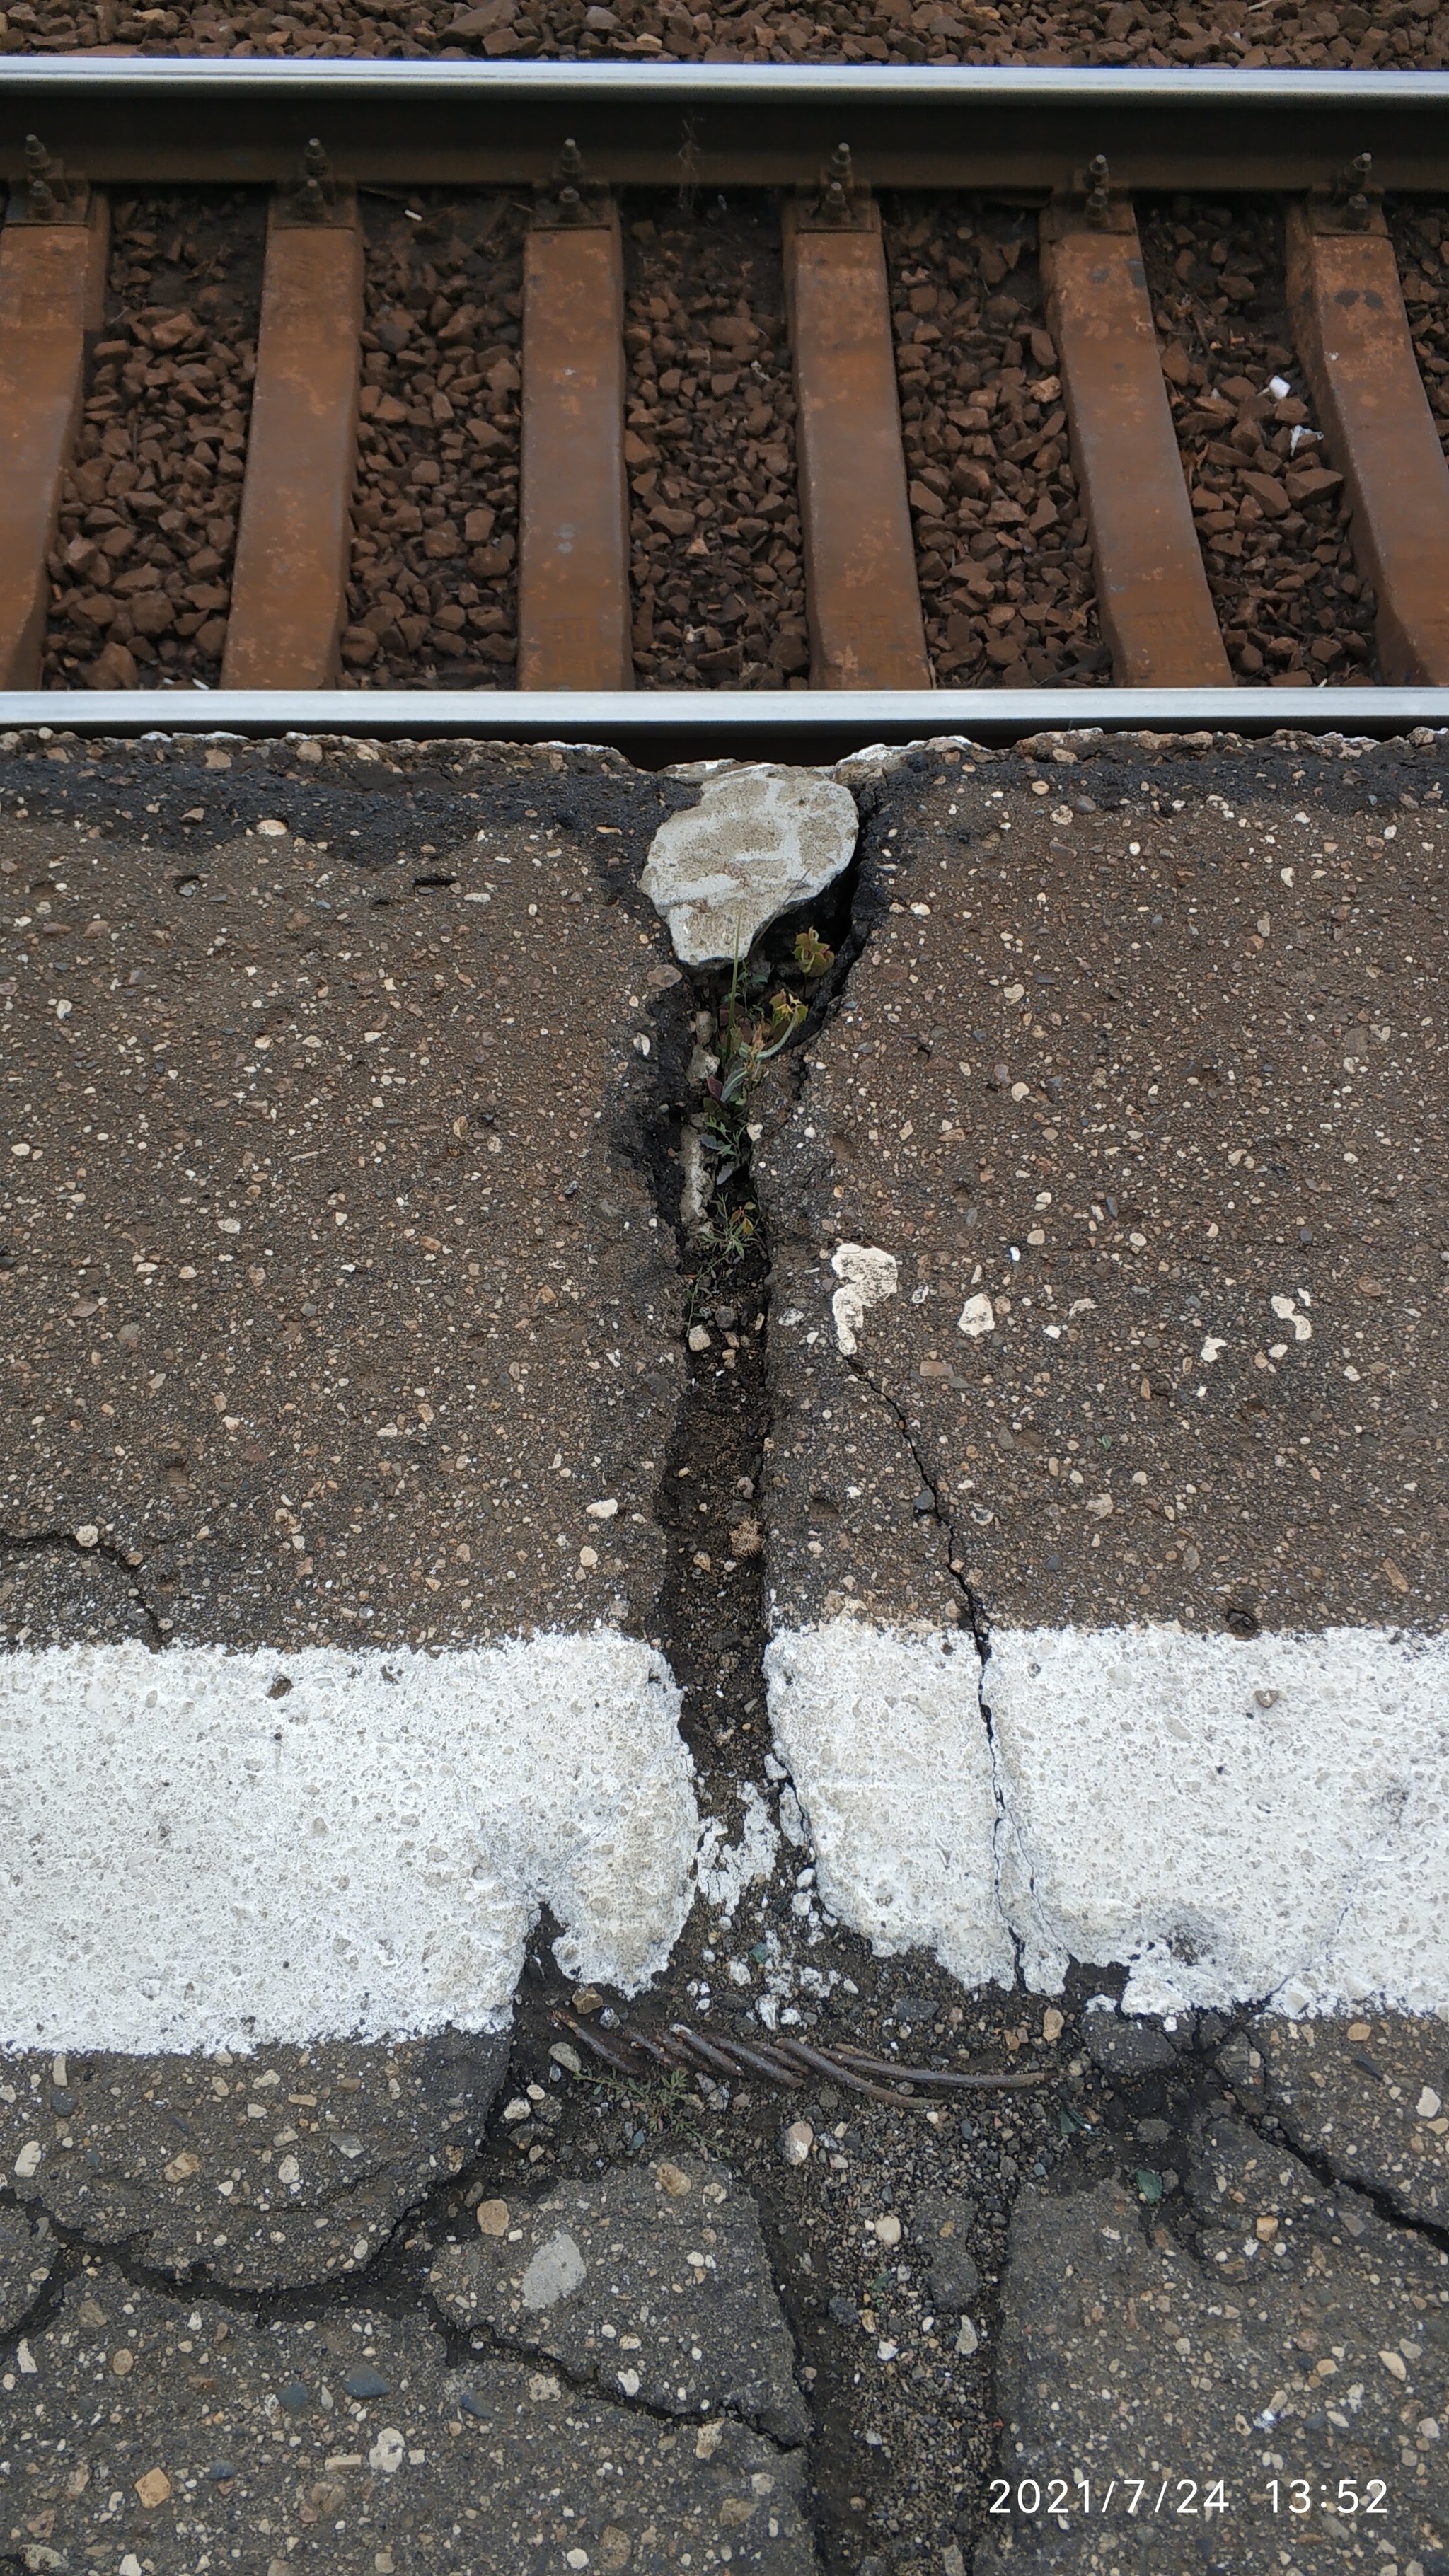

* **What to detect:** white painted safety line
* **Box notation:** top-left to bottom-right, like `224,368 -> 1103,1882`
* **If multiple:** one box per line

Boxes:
0,1633 -> 697,2055
767,1619 -> 1449,2018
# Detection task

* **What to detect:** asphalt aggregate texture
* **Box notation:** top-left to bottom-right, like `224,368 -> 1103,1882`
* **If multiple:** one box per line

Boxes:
980,2118 -> 1447,2572
429,2148 -> 810,2439
1252,2014 -> 1449,2231
758,724 -> 1449,1639
0,2260 -> 816,2572
0,2033 -> 510,2290
0,732 -> 693,1650
2,0 -> 1445,66
4,724 -> 1449,2576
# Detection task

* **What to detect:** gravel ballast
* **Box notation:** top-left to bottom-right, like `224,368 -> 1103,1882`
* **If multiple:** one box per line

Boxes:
2,0 -> 1445,69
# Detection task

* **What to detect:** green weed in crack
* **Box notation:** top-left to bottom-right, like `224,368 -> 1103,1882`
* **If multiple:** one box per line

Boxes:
685,924 -> 834,1321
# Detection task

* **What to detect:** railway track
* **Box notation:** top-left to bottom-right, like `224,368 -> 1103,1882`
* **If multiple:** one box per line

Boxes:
1,60 -> 1448,747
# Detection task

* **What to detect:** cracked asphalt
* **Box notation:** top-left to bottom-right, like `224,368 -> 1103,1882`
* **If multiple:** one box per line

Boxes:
1,723 -> 1447,2576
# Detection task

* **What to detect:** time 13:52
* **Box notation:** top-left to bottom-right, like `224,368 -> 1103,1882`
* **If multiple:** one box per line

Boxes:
1265,2480 -> 1389,2514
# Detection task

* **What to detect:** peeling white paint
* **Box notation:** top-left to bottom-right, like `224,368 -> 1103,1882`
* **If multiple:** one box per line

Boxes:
0,1633 -> 699,2052
765,1619 -> 1449,2016
694,1781 -> 780,1922
764,1623 -> 1015,1989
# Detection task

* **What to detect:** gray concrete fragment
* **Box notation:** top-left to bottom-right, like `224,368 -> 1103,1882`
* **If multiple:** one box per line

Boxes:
430,2152 -> 809,2443
0,2031 -> 507,2291
642,766 -> 857,966
0,2205 -> 52,2335
1,2263 -> 816,2573
978,2120 -> 1448,2572
1252,2011 -> 1449,2231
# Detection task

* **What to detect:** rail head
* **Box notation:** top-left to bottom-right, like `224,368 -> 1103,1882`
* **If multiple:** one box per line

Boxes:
0,689 -> 1446,760
1,61 -> 1448,191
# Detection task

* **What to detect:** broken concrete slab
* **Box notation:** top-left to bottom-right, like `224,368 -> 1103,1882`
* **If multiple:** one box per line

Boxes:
0,752 -> 689,1653
642,765 -> 857,966
760,748 -> 1449,1638
1249,2011 -> 1449,2231
430,2151 -> 808,2444
987,1622 -> 1449,2018
1,2262 -> 816,2573
754,742 -> 1449,2012
0,737 -> 710,2061
1,2032 -> 508,2292
764,1621 -> 1012,1992
978,2122 -> 1448,2574
0,2205 -> 51,2336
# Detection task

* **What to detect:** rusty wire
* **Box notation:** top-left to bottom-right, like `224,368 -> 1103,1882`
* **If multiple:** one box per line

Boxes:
552,2009 -> 1049,2107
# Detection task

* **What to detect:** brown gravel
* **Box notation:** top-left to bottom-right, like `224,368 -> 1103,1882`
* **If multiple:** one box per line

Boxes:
1142,197 -> 1375,686
30,180 -> 1449,696
340,192 -> 526,688
42,192 -> 264,693
887,197 -> 1106,685
3,0 -> 1445,68
625,200 -> 807,688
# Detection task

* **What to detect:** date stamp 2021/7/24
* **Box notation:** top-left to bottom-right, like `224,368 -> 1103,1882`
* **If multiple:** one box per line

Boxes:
988,2473 -> 1392,2520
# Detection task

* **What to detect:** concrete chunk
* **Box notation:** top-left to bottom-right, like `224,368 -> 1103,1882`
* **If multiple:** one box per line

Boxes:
432,2152 -> 809,2443
642,764 -> 857,965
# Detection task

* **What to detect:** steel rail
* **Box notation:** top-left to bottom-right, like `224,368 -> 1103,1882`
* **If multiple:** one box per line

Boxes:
1,62 -> 1448,192
1,689 -> 1444,758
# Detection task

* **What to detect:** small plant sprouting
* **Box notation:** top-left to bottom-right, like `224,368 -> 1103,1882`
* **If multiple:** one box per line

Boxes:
792,926 -> 835,978
686,923 -> 827,1310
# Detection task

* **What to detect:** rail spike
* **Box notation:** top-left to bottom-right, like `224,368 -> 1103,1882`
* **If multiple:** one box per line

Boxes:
1330,148 -> 1375,227
816,139 -> 855,225
23,133 -> 68,221
292,136 -> 337,221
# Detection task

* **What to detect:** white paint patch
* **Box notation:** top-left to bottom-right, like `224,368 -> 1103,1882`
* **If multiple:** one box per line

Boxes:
694,1781 -> 779,1922
991,1625 -> 1449,2015
641,765 -> 858,967
765,1624 -> 1015,1989
830,1242 -> 899,1356
0,1633 -> 698,2053
766,1619 -> 1449,2016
